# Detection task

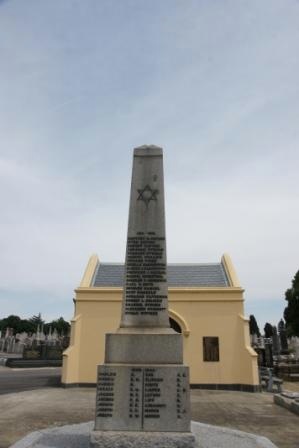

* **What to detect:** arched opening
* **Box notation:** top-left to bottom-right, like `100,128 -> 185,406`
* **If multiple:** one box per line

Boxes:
169,317 -> 182,333
169,309 -> 190,337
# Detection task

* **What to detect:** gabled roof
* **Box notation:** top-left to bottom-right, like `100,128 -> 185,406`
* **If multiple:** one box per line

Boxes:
92,262 -> 229,287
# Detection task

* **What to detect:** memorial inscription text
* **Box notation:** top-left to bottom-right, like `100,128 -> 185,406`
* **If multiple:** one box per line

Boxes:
96,366 -> 189,429
125,231 -> 167,316
96,371 -> 116,418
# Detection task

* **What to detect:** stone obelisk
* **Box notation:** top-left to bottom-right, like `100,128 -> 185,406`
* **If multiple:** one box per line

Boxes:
91,145 -> 195,448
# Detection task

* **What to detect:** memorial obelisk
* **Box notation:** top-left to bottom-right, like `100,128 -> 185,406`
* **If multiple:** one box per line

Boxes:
91,145 -> 195,448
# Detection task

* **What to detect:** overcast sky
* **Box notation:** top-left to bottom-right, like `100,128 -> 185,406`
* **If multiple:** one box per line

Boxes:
0,0 -> 298,330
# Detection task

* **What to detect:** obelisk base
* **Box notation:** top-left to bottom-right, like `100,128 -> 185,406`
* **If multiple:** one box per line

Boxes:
95,365 -> 191,432
90,430 -> 196,448
105,332 -> 183,364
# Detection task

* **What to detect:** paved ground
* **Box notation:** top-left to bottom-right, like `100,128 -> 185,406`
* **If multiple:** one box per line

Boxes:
0,367 -> 61,395
191,388 -> 299,448
0,366 -> 298,448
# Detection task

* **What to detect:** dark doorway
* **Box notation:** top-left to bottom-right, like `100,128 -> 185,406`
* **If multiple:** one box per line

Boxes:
169,317 -> 182,333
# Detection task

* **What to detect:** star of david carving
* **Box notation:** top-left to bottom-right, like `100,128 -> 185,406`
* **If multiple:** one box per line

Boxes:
137,184 -> 159,207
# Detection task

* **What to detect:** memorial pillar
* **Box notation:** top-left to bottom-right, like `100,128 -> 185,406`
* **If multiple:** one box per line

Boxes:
120,145 -> 169,329
91,145 -> 195,448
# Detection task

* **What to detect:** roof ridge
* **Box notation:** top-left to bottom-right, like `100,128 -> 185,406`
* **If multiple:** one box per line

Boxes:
99,262 -> 222,266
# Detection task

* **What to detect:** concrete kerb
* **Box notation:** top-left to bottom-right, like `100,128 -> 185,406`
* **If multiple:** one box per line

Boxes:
9,421 -> 278,448
274,393 -> 299,416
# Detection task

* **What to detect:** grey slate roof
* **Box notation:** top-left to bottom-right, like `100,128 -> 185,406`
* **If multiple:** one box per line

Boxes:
92,263 -> 229,287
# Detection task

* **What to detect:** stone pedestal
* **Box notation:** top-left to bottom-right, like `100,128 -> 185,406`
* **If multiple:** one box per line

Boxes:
94,365 -> 191,432
91,146 -> 195,447
90,431 -> 195,448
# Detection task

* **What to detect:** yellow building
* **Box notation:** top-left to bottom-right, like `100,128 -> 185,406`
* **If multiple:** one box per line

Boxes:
62,253 -> 259,391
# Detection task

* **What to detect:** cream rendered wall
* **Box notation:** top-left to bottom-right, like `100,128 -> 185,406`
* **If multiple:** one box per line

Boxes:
62,254 -> 259,388
63,290 -> 121,384
61,313 -> 82,384
168,289 -> 258,386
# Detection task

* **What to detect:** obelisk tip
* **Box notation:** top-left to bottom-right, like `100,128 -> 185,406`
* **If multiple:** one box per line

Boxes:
134,145 -> 163,156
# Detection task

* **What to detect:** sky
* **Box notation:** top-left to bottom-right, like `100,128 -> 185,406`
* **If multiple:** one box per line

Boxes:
0,0 -> 298,331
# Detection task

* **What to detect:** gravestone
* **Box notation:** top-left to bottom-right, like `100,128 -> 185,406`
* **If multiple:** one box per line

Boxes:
264,341 -> 273,368
90,145 -> 195,448
278,320 -> 288,355
272,326 -> 280,356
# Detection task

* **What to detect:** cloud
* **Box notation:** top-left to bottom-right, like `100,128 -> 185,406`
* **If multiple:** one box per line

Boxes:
0,0 -> 298,327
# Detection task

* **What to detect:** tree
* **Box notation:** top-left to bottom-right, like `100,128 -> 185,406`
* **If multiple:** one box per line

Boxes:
0,315 -> 21,334
249,315 -> 260,337
19,319 -> 36,334
0,315 -> 39,334
0,313 -> 70,336
284,270 -> 299,336
264,322 -> 273,338
44,317 -> 70,335
28,313 -> 45,331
